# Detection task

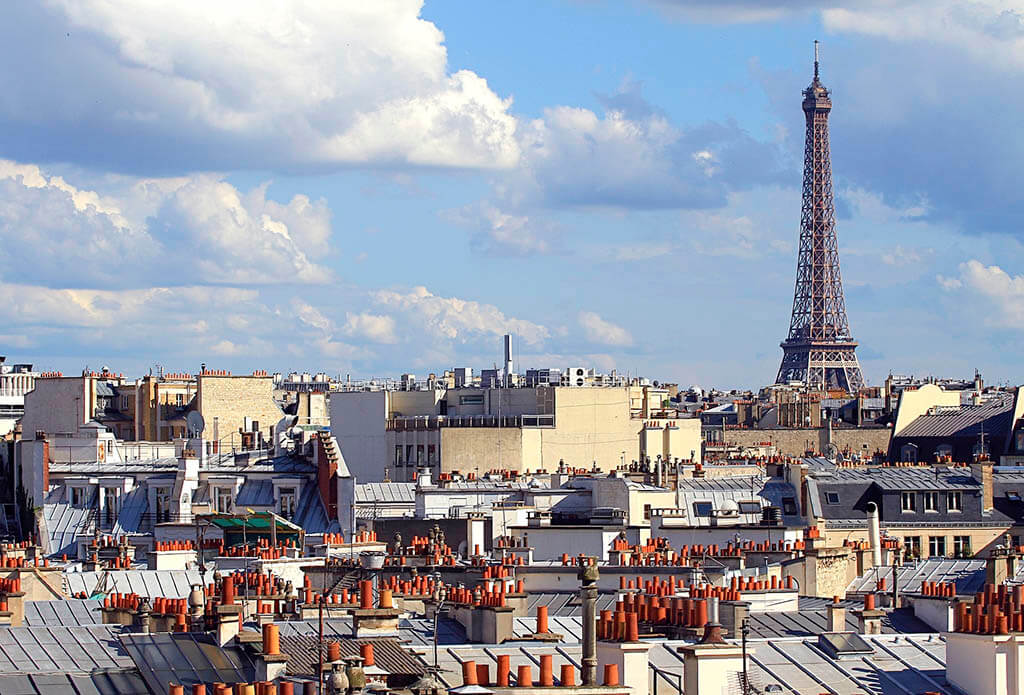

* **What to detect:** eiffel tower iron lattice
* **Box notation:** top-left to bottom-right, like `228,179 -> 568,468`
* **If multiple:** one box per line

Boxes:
776,42 -> 864,393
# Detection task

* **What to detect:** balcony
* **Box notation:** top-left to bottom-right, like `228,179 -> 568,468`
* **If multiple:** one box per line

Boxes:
386,414 -> 554,431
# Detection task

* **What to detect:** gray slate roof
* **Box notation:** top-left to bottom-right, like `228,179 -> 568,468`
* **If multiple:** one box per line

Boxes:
22,600 -> 103,627
0,671 -> 148,695
355,483 -> 415,504
672,476 -> 801,527
845,558 -> 1024,595
235,479 -> 274,507
898,393 -> 1014,439
64,570 -> 213,599
0,625 -> 133,673
119,631 -> 256,694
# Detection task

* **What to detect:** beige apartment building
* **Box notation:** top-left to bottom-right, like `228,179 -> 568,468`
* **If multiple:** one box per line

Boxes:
21,370 -> 283,446
329,384 -> 701,483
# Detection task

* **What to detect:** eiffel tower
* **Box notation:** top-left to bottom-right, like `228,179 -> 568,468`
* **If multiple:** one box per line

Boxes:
776,42 -> 864,393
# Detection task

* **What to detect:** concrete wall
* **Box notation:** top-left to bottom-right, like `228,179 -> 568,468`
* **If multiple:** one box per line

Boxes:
724,427 -> 890,458
196,375 -> 283,443
22,378 -> 88,437
329,391 -> 389,483
440,427 -> 529,475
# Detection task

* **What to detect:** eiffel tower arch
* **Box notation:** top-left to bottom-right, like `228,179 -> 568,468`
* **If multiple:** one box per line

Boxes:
776,42 -> 864,393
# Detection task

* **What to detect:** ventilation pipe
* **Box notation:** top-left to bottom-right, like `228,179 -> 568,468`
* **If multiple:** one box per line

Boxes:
866,502 -> 881,567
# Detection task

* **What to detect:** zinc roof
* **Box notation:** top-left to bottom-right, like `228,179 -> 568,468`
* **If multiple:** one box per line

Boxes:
22,600 -> 103,627
64,570 -> 213,599
355,483 -> 415,504
119,631 -> 256,694
0,671 -> 148,695
898,394 -> 1014,439
0,625 -> 133,673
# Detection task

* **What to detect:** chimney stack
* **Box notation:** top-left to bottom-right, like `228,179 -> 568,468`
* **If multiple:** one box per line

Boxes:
579,558 -> 599,685
866,502 -> 882,567
826,597 -> 846,633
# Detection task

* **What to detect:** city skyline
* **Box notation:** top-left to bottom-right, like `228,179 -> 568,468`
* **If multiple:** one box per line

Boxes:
1,2 -> 1022,388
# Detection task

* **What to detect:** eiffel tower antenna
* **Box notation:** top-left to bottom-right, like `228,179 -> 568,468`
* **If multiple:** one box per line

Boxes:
775,41 -> 865,393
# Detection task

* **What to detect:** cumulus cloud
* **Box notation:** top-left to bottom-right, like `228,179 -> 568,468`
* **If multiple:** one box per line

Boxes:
344,312 -> 398,344
372,286 -> 549,346
0,160 -> 331,287
940,259 -> 1024,329
516,101 -> 783,210
443,203 -> 557,256
0,1 -> 518,173
579,311 -> 633,346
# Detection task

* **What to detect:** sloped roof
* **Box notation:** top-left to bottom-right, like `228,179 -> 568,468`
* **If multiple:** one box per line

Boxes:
64,569 -> 213,599
234,479 -> 274,507
355,482 -> 415,504
0,625 -> 134,673
0,671 -> 148,695
898,394 -> 1014,439
120,631 -> 256,694
22,600 -> 103,627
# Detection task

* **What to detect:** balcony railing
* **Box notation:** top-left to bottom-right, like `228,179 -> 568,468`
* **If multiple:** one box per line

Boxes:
386,414 -> 555,431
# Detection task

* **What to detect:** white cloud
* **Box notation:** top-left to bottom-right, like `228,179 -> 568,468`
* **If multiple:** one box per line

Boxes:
824,2 -> 1024,68
344,312 -> 398,344
3,1 -> 518,172
443,203 -> 556,256
578,311 -> 633,347
941,259 -> 1024,328
0,160 -> 332,287
373,286 -> 549,346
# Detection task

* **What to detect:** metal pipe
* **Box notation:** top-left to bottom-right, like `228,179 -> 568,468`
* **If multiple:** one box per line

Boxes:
866,502 -> 882,566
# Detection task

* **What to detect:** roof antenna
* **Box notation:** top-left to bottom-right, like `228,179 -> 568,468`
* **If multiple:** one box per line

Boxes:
814,40 -> 820,81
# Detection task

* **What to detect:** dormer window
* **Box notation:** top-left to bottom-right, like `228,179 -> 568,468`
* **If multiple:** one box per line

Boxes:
948,491 -> 962,511
1008,491 -> 1022,503
693,502 -> 713,517
901,492 -> 916,512
923,492 -> 938,512
738,501 -> 761,514
825,492 -> 840,505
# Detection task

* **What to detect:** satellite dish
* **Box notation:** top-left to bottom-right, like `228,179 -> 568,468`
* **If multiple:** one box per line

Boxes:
186,411 -> 205,437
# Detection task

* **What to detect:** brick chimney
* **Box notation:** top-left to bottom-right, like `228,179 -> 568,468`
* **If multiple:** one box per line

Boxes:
826,597 -> 846,633
677,622 -> 743,695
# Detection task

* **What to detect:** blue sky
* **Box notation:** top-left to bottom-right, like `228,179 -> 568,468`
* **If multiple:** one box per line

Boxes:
0,1 -> 1022,389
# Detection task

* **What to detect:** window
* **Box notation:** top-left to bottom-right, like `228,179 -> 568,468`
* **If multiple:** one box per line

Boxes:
459,394 -> 484,405
643,504 -> 652,520
825,492 -> 840,505
102,487 -> 120,526
416,444 -> 425,464
428,445 -> 437,463
947,491 -> 962,512
738,501 -> 761,514
71,486 -> 87,507
693,502 -> 713,517
903,536 -> 921,560
923,492 -> 938,512
928,535 -> 947,557
121,396 -> 131,409
155,487 -> 171,523
215,487 -> 233,514
782,497 -> 797,515
1007,491 -> 1022,503
901,492 -> 916,512
395,446 -> 404,465
176,393 -> 184,406
406,445 -> 414,465
279,487 -> 297,518
953,535 -> 971,558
